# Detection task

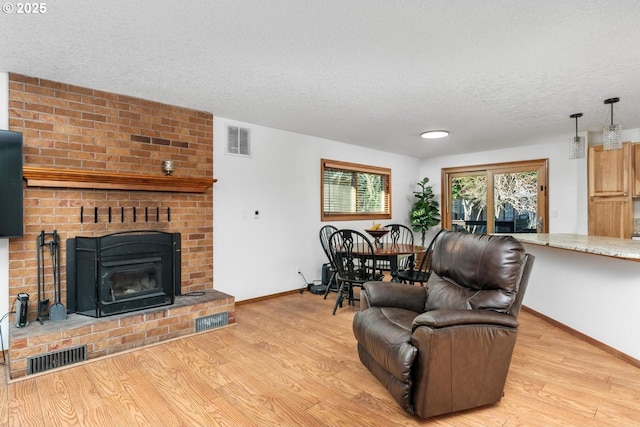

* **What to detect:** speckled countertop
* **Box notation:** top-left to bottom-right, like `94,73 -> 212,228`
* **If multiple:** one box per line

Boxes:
508,233 -> 640,261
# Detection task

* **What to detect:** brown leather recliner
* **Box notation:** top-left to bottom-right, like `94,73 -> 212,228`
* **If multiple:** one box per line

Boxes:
352,230 -> 534,418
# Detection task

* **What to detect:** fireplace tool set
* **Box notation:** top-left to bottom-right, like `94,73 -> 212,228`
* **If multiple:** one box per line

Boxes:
37,230 -> 66,324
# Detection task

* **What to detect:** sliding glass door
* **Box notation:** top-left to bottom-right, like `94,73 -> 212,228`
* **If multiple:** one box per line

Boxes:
450,173 -> 488,234
443,160 -> 548,234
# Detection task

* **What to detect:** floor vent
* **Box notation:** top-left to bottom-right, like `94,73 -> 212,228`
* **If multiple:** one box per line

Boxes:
27,345 -> 87,375
195,312 -> 229,332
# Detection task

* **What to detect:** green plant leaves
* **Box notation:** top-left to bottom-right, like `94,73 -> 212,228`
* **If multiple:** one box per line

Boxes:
409,177 -> 440,246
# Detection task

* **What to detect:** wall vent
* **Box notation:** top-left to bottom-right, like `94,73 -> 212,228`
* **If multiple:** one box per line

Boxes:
27,345 -> 87,375
226,125 -> 251,157
195,312 -> 229,332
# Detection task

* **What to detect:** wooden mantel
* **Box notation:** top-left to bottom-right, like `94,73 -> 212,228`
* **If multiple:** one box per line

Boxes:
23,166 -> 216,193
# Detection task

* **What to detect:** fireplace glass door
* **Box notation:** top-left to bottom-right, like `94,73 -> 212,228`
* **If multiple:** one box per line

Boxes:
102,259 -> 162,303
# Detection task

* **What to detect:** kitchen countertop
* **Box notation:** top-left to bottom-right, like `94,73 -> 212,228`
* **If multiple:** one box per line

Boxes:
508,233 -> 640,261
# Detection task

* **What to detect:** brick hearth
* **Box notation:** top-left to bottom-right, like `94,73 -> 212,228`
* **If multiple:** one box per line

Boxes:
9,290 -> 235,380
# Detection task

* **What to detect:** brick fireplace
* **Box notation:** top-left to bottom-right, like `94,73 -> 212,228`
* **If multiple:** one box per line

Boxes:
6,73 -> 234,380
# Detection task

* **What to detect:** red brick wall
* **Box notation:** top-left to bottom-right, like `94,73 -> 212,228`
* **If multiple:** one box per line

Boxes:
7,73 -> 214,321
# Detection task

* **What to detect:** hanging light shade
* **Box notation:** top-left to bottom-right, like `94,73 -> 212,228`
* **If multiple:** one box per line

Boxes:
569,113 -> 585,159
603,97 -> 621,150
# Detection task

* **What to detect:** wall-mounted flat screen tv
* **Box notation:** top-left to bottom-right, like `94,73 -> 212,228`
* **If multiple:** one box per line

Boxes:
0,130 -> 24,238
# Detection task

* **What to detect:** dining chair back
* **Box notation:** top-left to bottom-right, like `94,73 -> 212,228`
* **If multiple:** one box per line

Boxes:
397,228 -> 445,286
319,225 -> 338,299
328,229 -> 384,314
384,224 -> 414,246
383,224 -> 415,270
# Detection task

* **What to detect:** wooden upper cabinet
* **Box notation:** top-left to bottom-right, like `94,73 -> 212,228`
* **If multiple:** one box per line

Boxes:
588,142 -> 631,197
588,196 -> 632,239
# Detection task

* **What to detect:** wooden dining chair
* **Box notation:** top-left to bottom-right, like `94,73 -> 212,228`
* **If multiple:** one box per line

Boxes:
328,229 -> 384,315
382,224 -> 415,270
319,225 -> 339,299
397,229 -> 445,286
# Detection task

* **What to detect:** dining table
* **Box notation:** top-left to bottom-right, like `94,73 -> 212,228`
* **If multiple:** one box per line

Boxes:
355,242 -> 426,282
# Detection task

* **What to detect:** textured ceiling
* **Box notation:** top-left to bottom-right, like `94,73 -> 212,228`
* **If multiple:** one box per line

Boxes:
2,0 -> 640,158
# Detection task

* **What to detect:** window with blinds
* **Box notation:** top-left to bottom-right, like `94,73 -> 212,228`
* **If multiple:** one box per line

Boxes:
321,159 -> 391,221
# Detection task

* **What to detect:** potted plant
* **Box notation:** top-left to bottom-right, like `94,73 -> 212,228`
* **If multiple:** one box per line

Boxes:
410,177 -> 440,247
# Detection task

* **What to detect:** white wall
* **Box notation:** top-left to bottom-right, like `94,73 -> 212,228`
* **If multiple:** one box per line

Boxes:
1,72 -> 10,348
214,121 -> 640,302
523,243 -> 640,360
213,117 -> 420,301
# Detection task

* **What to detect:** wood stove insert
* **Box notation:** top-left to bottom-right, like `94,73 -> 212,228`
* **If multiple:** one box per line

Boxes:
66,230 -> 181,317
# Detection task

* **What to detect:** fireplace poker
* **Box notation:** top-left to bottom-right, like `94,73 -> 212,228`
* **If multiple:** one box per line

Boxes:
36,231 -> 50,325
49,231 -> 66,322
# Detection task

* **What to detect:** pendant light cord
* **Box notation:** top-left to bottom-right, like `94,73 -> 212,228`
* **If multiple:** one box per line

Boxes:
610,102 -> 614,126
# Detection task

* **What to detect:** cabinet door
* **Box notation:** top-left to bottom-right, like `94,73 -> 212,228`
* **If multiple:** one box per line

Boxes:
588,143 -> 630,197
588,197 -> 632,238
634,144 -> 640,197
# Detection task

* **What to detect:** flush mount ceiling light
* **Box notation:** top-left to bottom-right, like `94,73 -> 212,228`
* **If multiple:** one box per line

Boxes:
569,113 -> 585,159
603,97 -> 622,150
420,130 -> 449,139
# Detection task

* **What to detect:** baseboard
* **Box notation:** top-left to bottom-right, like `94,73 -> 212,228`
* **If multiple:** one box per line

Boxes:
523,305 -> 640,369
235,289 -> 302,306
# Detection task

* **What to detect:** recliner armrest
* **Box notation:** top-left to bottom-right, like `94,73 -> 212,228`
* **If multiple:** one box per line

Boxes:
361,281 -> 427,312
412,309 -> 519,330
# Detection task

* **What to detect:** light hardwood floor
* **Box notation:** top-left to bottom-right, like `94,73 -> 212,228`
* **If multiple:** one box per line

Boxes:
1,291 -> 640,426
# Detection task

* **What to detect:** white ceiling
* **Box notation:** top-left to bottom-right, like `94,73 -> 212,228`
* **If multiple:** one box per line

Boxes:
2,0 -> 640,159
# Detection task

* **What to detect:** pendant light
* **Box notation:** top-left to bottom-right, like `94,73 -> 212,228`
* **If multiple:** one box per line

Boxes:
569,113 -> 585,159
603,97 -> 621,150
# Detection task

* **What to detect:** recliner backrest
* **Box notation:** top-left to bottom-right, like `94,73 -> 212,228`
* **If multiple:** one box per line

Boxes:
427,231 -> 529,315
